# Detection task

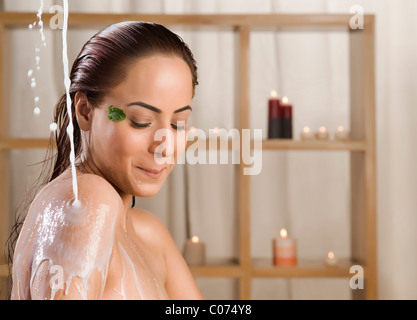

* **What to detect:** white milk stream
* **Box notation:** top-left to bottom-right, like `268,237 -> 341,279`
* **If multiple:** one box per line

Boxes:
62,0 -> 80,207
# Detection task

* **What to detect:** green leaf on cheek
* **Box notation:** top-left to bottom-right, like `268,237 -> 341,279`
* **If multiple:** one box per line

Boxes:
107,105 -> 126,122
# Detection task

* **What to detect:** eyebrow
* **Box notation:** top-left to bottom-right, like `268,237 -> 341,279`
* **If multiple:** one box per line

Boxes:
126,101 -> 192,114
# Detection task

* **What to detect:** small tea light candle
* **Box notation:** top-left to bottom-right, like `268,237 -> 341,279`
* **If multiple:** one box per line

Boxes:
300,126 -> 315,141
315,126 -> 330,140
212,127 -> 220,134
334,126 -> 350,141
273,228 -> 297,266
325,251 -> 340,267
183,236 -> 206,266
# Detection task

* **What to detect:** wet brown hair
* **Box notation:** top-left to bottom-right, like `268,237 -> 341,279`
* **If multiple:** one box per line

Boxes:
5,21 -> 198,298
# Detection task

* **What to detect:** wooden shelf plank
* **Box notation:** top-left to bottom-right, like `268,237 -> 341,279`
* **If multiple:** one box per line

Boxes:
0,138 -> 52,150
189,258 -> 242,278
186,138 -> 367,151
0,264 -> 9,278
190,265 -> 243,278
261,139 -> 366,151
251,258 -> 359,278
0,12 -> 375,28
1,138 -> 364,151
189,258 -> 367,279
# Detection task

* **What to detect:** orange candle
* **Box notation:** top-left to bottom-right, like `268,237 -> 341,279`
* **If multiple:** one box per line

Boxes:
273,228 -> 297,266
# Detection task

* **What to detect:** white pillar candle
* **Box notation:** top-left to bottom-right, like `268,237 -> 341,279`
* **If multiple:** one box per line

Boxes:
273,228 -> 297,266
183,236 -> 206,266
300,126 -> 315,141
334,126 -> 350,141
315,126 -> 330,140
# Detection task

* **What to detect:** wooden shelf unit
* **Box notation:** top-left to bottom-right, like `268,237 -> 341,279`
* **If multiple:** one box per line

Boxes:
0,12 -> 376,300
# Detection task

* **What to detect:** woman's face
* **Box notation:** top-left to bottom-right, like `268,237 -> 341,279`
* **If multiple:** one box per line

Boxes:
86,55 -> 193,198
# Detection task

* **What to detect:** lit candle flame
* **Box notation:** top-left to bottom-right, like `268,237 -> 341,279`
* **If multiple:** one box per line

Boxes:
281,96 -> 289,104
328,251 -> 335,259
212,127 -> 220,134
337,126 -> 344,132
191,236 -> 200,243
270,90 -> 278,98
319,126 -> 327,133
189,126 -> 196,132
303,126 -> 311,133
280,228 -> 288,239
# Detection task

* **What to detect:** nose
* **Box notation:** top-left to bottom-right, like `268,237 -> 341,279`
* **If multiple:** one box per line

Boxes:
150,128 -> 175,161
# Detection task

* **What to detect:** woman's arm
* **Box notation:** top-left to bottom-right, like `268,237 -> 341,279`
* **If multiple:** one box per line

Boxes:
163,233 -> 204,300
129,209 -> 203,300
29,174 -> 123,300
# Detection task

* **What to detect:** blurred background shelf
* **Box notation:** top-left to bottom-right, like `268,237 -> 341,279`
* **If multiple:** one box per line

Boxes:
0,12 -> 376,300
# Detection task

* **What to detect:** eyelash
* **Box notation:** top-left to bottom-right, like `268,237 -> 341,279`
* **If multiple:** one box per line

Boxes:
130,121 -> 186,131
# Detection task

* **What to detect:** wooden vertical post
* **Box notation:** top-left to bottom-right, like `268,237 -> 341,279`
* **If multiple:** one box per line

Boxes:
349,15 -> 377,300
236,25 -> 251,300
0,23 -> 11,266
362,15 -> 377,300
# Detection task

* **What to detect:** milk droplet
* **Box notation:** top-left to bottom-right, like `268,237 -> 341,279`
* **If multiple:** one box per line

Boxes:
36,56 -> 40,65
27,69 -> 33,77
35,96 -> 40,103
34,107 -> 41,115
72,199 -> 82,210
28,24 -> 33,30
49,122 -> 58,132
31,81 -> 37,88
66,125 -> 73,136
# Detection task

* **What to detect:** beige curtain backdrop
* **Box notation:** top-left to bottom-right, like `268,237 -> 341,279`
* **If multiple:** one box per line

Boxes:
3,0 -> 416,299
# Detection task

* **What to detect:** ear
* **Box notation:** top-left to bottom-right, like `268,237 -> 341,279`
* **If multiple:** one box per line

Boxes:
74,92 -> 92,131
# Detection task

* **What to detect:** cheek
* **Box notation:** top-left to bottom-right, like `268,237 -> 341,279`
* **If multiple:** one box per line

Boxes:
110,129 -> 148,159
94,123 -> 139,164
175,132 -> 187,160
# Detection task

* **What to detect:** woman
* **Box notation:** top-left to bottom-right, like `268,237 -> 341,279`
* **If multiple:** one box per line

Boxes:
8,21 -> 202,300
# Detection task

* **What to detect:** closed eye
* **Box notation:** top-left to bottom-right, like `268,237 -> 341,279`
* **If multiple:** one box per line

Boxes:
130,121 -> 151,129
171,123 -> 186,131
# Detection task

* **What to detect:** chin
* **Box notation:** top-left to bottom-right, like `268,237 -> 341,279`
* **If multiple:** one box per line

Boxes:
133,183 -> 164,198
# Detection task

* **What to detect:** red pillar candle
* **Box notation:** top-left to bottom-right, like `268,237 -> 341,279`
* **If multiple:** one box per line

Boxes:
268,90 -> 281,139
279,96 -> 293,139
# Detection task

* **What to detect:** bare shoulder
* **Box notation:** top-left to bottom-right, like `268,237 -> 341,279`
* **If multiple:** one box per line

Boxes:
128,208 -> 171,244
26,172 -> 124,249
32,172 -> 123,219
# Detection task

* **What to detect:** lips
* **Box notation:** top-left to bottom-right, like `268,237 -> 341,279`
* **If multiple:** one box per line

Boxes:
137,166 -> 166,179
